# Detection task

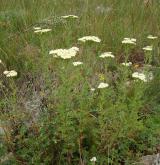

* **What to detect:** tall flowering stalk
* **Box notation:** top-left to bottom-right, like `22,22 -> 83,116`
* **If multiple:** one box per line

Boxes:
122,38 -> 136,63
121,38 -> 136,80
146,35 -> 159,65
143,45 -> 153,64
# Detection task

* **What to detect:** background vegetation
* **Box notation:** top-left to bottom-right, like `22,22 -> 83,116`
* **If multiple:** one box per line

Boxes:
0,0 -> 160,164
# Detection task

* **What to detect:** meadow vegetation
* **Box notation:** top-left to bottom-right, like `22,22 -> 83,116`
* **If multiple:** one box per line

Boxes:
0,0 -> 160,164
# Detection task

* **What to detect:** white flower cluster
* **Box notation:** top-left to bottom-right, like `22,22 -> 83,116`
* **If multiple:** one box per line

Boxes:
34,27 -> 52,34
98,82 -> 109,89
3,70 -> 17,77
90,88 -> 96,91
143,45 -> 153,51
73,61 -> 83,66
122,38 -> 136,45
132,72 -> 153,82
90,83 -> 109,91
121,62 -> 132,66
147,35 -> 158,40
90,157 -> 97,162
33,27 -> 41,30
132,72 -> 146,82
61,15 -> 78,19
99,52 -> 115,58
49,47 -> 79,59
78,36 -> 101,43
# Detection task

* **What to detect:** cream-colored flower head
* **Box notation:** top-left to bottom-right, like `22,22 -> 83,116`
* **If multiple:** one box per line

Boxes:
73,61 -> 83,66
61,15 -> 78,19
122,38 -> 136,45
3,70 -> 17,77
98,82 -> 109,89
143,46 -> 153,51
78,36 -> 101,43
49,47 -> 79,59
147,35 -> 158,40
90,88 -> 96,91
71,47 -> 79,52
33,27 -> 41,30
147,72 -> 154,81
99,52 -> 115,58
90,157 -> 97,162
34,28 -> 52,34
132,72 -> 153,82
132,72 -> 147,82
124,38 -> 136,42
0,59 -> 2,64
122,62 -> 132,66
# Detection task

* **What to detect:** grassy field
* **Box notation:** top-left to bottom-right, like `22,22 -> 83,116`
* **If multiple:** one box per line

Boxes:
0,0 -> 160,164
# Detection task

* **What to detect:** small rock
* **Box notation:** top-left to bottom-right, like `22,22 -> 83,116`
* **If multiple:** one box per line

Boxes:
142,153 -> 160,165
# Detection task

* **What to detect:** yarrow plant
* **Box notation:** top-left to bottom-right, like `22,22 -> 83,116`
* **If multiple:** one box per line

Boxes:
143,46 -> 153,64
132,72 -> 153,82
90,157 -> 97,164
61,15 -> 78,19
147,35 -> 158,40
33,27 -> 41,30
49,47 -> 79,59
90,88 -> 96,91
1,1 -> 160,165
143,46 -> 153,51
3,70 -> 17,77
121,62 -> 132,66
99,52 -> 115,58
122,38 -> 136,45
78,36 -> 101,43
72,61 -> 83,66
132,72 -> 147,82
97,82 -> 109,88
122,37 -> 136,64
34,28 -> 52,34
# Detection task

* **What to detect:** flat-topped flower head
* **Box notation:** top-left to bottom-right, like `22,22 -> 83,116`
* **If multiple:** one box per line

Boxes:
49,47 -> 79,59
70,47 -> 79,52
90,88 -> 96,91
122,62 -> 132,66
132,71 -> 154,82
122,38 -> 136,45
98,82 -> 109,89
147,35 -> 158,40
143,46 -> 153,51
78,36 -> 101,43
34,28 -> 52,34
99,52 -> 115,58
124,38 -> 136,42
132,72 -> 147,82
3,70 -> 17,77
33,27 -> 41,30
73,61 -> 83,66
90,157 -> 97,162
61,15 -> 78,19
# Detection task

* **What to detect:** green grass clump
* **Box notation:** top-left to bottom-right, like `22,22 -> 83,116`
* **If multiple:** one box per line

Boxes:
0,0 -> 160,164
